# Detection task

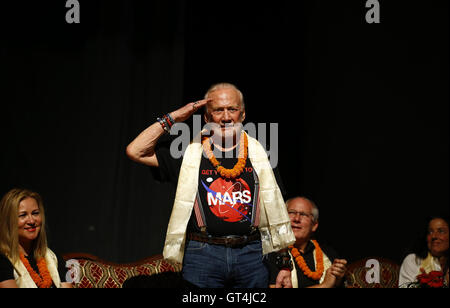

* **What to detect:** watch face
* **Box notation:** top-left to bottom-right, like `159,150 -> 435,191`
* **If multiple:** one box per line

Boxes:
276,254 -> 293,270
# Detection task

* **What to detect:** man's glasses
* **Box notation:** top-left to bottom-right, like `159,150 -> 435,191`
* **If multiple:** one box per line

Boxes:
287,210 -> 314,220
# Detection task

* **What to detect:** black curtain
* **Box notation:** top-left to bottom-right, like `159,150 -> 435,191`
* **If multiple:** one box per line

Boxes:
297,1 -> 449,262
1,1 -> 186,262
1,1 -> 448,264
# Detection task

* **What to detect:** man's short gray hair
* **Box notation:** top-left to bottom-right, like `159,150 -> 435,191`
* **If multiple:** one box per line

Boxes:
204,82 -> 245,112
286,197 -> 319,222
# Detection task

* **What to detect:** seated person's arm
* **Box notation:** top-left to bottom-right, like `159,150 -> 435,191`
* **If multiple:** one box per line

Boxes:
307,259 -> 347,288
0,279 -> 18,288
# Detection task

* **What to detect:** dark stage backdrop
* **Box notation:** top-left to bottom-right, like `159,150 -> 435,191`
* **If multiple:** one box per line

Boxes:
1,1 -> 448,264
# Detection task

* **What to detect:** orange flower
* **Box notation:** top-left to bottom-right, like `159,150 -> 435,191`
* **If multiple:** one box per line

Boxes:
20,253 -> 53,288
202,132 -> 248,179
289,240 -> 324,281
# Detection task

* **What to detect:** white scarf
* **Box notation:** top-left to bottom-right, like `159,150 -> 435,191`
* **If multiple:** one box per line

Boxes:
420,252 -> 441,274
163,132 -> 295,263
10,248 -> 61,288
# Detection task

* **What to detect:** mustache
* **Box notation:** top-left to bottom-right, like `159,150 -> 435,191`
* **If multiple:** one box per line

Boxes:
206,122 -> 243,129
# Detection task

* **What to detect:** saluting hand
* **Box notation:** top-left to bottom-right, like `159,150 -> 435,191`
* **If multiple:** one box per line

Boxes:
171,99 -> 211,123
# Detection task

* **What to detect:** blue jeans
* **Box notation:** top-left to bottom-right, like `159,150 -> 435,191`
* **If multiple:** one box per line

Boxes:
182,240 -> 268,288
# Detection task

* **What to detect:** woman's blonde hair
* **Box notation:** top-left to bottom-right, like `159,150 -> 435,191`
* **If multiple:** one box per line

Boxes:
0,188 -> 48,264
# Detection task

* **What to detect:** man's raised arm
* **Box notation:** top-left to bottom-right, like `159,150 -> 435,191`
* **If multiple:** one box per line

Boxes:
126,99 -> 210,167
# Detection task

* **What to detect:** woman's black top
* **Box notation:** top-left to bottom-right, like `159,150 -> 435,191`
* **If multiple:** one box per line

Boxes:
0,252 -> 68,287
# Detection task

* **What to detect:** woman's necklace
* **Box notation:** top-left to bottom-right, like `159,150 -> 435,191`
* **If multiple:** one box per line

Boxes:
20,253 -> 53,288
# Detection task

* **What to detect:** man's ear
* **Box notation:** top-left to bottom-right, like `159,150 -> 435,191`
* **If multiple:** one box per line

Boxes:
204,112 -> 209,124
240,110 -> 246,122
312,221 -> 319,233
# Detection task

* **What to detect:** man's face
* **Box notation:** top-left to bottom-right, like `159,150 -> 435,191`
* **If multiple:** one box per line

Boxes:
204,88 -> 245,141
287,198 -> 318,243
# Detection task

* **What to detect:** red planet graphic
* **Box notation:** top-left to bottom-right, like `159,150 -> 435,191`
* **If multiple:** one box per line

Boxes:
206,178 -> 252,222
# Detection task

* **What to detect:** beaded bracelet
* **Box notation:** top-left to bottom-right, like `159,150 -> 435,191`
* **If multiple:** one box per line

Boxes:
157,113 -> 175,133
163,114 -> 172,127
166,113 -> 175,126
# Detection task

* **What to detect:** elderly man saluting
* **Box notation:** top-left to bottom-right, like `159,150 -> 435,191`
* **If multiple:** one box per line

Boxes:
127,83 -> 295,288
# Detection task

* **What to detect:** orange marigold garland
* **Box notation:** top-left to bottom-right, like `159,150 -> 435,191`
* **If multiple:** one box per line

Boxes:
20,253 -> 53,288
202,131 -> 248,179
289,240 -> 324,281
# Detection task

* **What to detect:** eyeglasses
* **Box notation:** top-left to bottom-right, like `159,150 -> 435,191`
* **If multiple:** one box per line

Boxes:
288,210 -> 314,220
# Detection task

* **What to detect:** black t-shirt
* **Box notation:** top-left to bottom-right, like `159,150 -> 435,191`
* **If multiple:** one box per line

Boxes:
266,241 -> 340,288
152,137 -> 286,236
196,145 -> 256,236
0,252 -> 68,287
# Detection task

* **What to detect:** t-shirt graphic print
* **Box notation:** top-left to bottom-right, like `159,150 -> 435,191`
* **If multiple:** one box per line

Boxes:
197,148 -> 257,236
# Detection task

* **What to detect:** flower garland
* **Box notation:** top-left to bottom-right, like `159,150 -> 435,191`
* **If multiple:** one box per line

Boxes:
416,270 -> 445,288
405,269 -> 446,288
20,253 -> 53,288
202,131 -> 248,179
289,240 -> 324,281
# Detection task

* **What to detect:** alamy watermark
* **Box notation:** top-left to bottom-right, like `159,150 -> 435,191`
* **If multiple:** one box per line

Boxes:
65,0 -> 80,24
64,1 -> 380,25
365,0 -> 381,24
169,115 -> 279,169
365,259 -> 380,284
65,259 -> 81,284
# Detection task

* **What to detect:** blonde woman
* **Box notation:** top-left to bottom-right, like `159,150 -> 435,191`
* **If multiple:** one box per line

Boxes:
0,188 -> 72,288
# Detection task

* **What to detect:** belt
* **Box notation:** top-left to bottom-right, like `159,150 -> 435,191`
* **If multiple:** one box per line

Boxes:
188,232 -> 261,248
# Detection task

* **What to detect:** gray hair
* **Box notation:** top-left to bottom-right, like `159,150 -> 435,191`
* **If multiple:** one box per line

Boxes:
286,197 -> 319,222
204,82 -> 245,112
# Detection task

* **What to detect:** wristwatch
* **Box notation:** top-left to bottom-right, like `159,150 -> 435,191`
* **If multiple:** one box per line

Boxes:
275,251 -> 293,271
